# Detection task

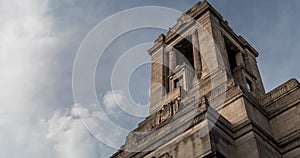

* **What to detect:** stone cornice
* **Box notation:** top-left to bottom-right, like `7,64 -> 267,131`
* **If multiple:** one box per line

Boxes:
262,78 -> 299,106
148,0 -> 260,58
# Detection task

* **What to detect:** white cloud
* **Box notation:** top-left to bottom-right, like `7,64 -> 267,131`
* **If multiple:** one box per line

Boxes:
43,104 -> 115,158
0,0 -> 131,157
0,0 -> 55,115
103,90 -> 125,113
0,1 -> 58,157
0,0 -> 117,157
0,97 -> 125,158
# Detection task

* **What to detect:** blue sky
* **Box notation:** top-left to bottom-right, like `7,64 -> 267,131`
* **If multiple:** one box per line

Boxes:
0,0 -> 299,158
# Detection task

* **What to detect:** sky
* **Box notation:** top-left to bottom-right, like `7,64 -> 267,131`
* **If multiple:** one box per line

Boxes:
0,0 -> 299,158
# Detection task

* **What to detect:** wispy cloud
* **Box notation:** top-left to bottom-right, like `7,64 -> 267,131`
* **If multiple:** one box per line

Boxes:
43,104 -> 116,158
0,0 -> 88,157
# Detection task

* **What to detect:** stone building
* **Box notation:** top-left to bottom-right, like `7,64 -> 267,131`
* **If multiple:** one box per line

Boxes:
111,1 -> 299,158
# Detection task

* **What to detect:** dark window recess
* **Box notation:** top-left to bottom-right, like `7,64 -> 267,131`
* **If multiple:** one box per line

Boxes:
174,37 -> 194,68
224,37 -> 239,72
246,78 -> 253,92
228,51 -> 237,70
174,76 -> 183,89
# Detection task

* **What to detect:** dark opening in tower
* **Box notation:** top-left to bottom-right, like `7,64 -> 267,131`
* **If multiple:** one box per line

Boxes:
174,36 -> 194,69
224,37 -> 239,73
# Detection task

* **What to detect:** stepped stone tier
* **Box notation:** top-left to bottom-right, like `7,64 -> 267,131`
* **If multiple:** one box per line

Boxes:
111,1 -> 300,158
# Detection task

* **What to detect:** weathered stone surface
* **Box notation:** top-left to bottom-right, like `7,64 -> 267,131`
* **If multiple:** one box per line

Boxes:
111,1 -> 299,158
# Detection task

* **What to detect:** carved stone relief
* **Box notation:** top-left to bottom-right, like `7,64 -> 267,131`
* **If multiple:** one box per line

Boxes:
151,98 -> 181,128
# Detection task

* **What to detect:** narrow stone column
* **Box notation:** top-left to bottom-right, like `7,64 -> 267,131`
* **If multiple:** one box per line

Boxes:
169,50 -> 177,74
192,29 -> 202,79
163,51 -> 169,93
235,51 -> 245,67
235,50 -> 248,90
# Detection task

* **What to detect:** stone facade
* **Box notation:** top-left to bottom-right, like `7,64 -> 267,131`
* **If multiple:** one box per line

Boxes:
111,1 -> 300,158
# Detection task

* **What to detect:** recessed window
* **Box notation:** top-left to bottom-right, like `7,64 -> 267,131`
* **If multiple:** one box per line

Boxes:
174,76 -> 183,89
224,37 -> 239,72
174,37 -> 194,68
246,78 -> 253,92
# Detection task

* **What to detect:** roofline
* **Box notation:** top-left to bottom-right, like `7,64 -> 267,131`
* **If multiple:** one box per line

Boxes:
148,0 -> 259,57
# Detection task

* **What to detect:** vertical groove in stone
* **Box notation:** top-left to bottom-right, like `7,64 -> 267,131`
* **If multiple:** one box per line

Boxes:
192,29 -> 202,80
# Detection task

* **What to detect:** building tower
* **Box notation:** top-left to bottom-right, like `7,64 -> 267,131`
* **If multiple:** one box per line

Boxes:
111,1 -> 300,158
